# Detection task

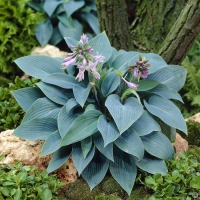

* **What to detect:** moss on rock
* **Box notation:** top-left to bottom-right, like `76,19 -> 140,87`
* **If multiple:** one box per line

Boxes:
64,176 -> 150,200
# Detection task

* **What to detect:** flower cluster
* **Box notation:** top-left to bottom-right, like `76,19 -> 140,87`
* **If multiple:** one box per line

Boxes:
122,55 -> 150,90
62,34 -> 105,82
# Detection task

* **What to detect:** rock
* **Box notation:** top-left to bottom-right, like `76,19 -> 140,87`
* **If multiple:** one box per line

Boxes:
0,130 -> 77,184
172,133 -> 188,157
31,44 -> 67,58
185,112 -> 200,123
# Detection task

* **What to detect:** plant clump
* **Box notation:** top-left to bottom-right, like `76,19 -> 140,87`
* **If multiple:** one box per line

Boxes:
12,32 -> 187,195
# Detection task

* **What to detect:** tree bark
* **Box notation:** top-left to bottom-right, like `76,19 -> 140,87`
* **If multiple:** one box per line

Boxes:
158,0 -> 200,64
130,0 -> 187,53
95,0 -> 133,51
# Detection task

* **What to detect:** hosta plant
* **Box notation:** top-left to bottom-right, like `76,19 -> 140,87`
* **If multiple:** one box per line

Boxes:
12,32 -> 187,195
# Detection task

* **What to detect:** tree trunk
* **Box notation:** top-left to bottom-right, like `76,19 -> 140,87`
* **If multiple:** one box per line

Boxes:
95,0 -> 133,51
158,0 -> 200,64
129,0 -> 187,53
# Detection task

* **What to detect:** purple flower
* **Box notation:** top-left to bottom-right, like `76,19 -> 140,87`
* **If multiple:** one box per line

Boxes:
62,57 -> 76,69
80,34 -> 88,44
122,77 -> 138,90
92,69 -> 100,80
93,55 -> 105,63
140,69 -> 148,78
76,65 -> 85,82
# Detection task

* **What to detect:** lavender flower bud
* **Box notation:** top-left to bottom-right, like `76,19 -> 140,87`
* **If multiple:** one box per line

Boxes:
80,34 -> 88,44
122,77 -> 138,90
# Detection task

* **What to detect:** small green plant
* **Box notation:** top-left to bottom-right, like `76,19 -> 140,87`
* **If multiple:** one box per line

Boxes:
27,0 -> 100,46
12,32 -> 187,195
0,0 -> 44,74
0,155 -> 65,200
0,77 -> 38,132
143,151 -> 200,200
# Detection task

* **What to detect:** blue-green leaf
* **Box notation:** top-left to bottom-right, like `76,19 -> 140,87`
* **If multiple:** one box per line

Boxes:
73,82 -> 91,107
61,110 -> 102,146
81,136 -> 92,159
72,143 -> 95,175
14,117 -> 57,140
97,115 -> 120,147
64,37 -> 78,47
35,19 -> 53,46
57,105 -> 79,138
36,82 -> 70,105
63,1 -> 84,17
40,130 -> 61,157
49,27 -> 63,45
82,150 -> 109,190
135,156 -> 168,175
22,97 -> 61,123
131,110 -> 161,136
43,1 -> 62,17
147,66 -> 187,91
65,98 -> 79,113
141,132 -> 174,160
109,146 -> 137,195
88,31 -> 112,63
47,145 -> 72,173
42,73 -> 78,89
11,87 -> 44,112
144,96 -> 187,134
105,94 -> 143,134
14,56 -> 63,79
58,20 -> 82,40
93,132 -> 114,161
81,12 -> 100,35
57,13 -> 74,29
114,128 -> 144,160
149,84 -> 183,103
101,72 -> 120,97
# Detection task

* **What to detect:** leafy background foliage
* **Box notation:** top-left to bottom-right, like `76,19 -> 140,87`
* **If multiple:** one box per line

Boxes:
12,32 -> 187,195
0,0 -> 44,74
0,155 -> 64,200
27,0 -> 100,47
0,77 -> 38,132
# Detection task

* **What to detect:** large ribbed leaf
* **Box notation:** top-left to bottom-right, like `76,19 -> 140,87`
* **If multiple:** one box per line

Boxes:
144,96 -> 187,134
135,156 -> 168,175
42,73 -> 78,89
57,105 -> 79,138
64,37 -> 78,47
40,130 -> 61,157
65,98 -> 79,113
81,136 -> 92,159
72,143 -> 95,175
109,146 -> 137,195
36,82 -> 70,105
147,66 -> 187,91
60,110 -> 102,146
149,84 -> 183,103
105,94 -> 143,134
93,132 -> 114,161
114,128 -> 144,160
14,117 -> 57,140
11,87 -> 44,112
97,115 -> 120,147
131,110 -> 161,136
22,97 -> 61,123
14,56 -> 63,79
63,1 -> 84,17
73,82 -> 91,107
47,145 -> 72,173
82,150 -> 109,190
101,72 -> 120,97
88,31 -> 112,63
141,132 -> 174,160
43,0 -> 62,17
